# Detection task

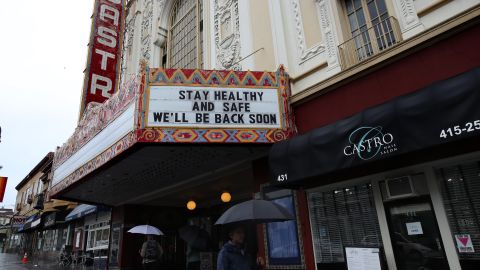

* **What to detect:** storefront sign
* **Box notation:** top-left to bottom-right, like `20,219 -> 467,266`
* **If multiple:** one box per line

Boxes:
455,234 -> 475,253
345,247 -> 382,270
44,212 -> 57,228
80,0 -> 125,115
270,68 -> 480,185
406,222 -> 423,235
343,126 -> 398,160
11,215 -> 26,228
31,218 -> 41,228
147,86 -> 281,129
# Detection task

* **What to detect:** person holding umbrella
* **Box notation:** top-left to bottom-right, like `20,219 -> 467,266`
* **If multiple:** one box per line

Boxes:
140,235 -> 163,270
215,199 -> 294,270
128,225 -> 164,270
217,225 -> 264,270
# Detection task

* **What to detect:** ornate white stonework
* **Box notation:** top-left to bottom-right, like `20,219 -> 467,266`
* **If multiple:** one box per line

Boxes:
120,12 -> 137,85
290,0 -> 324,64
214,0 -> 241,70
141,0 -> 154,61
315,0 -> 339,68
391,0 -> 424,38
400,0 -> 419,25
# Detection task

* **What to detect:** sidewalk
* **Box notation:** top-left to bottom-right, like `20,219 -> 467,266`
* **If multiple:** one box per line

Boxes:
0,252 -> 95,270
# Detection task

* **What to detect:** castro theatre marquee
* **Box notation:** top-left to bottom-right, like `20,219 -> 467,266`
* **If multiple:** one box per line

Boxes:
50,67 -> 295,205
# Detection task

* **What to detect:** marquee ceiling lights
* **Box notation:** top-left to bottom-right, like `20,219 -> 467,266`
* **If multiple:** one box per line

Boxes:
221,192 -> 231,203
186,200 -> 196,211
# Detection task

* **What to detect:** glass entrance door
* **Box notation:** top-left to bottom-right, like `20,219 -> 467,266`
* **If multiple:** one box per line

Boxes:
385,198 -> 449,270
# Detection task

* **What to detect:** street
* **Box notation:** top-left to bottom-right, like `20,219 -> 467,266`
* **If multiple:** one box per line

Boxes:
0,253 -> 93,270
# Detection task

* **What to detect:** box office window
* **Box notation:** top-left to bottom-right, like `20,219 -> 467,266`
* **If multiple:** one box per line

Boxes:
437,161 -> 480,269
308,183 -> 382,265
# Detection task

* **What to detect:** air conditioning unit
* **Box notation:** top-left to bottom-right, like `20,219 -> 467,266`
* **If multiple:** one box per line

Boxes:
27,194 -> 33,204
385,176 -> 416,199
33,193 -> 45,210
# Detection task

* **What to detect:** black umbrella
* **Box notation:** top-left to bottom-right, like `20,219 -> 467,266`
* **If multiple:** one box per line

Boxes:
178,225 -> 210,250
214,199 -> 294,225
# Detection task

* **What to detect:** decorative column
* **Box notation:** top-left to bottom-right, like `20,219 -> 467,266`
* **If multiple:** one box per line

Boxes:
315,0 -> 341,71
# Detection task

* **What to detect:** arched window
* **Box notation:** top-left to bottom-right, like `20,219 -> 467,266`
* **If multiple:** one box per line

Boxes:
166,0 -> 203,69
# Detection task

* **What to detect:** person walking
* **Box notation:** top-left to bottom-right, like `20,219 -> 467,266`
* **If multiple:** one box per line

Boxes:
140,235 -> 163,270
217,225 -> 264,270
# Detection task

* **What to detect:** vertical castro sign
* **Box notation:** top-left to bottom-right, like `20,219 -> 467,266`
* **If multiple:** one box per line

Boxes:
80,0 -> 125,115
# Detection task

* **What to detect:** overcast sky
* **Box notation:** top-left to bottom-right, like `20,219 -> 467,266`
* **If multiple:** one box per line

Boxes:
0,1 -> 94,208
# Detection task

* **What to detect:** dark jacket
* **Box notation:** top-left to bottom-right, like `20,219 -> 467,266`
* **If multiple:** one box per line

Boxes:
217,242 -> 258,270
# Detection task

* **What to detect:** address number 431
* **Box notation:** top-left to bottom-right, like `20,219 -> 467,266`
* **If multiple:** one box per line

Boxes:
277,174 -> 288,182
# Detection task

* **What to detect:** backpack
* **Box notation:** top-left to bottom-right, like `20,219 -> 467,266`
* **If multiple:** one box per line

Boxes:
145,240 -> 158,260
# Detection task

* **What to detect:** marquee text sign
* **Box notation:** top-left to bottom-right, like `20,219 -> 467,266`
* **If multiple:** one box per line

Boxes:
80,0 -> 124,115
147,86 -> 282,129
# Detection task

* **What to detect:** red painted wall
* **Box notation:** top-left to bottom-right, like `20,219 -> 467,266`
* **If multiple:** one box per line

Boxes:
295,23 -> 480,133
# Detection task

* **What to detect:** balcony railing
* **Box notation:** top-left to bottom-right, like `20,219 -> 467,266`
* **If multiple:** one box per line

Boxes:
338,16 -> 402,70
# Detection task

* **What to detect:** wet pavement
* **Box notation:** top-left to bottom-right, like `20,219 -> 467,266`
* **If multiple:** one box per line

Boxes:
0,252 -> 94,270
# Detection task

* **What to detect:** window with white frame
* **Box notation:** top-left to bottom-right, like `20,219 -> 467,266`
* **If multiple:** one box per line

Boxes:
344,0 -> 393,54
24,187 -> 32,204
339,0 -> 400,69
37,180 -> 43,194
165,0 -> 203,69
86,222 -> 110,250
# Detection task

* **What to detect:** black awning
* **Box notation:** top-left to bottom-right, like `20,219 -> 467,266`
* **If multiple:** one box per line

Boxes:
270,67 -> 480,185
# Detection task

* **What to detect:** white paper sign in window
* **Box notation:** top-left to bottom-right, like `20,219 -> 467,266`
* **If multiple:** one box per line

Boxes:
406,222 -> 423,235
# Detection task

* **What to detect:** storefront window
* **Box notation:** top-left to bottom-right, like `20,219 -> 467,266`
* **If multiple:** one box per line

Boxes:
86,222 -> 110,250
88,230 -> 95,249
308,183 -> 382,267
109,224 -> 122,267
437,162 -> 480,270
266,195 -> 301,265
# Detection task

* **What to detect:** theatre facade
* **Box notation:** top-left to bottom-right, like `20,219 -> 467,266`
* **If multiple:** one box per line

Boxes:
51,0 -> 480,269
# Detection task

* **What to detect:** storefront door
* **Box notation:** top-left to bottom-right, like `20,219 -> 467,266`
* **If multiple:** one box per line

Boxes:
385,197 -> 448,270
